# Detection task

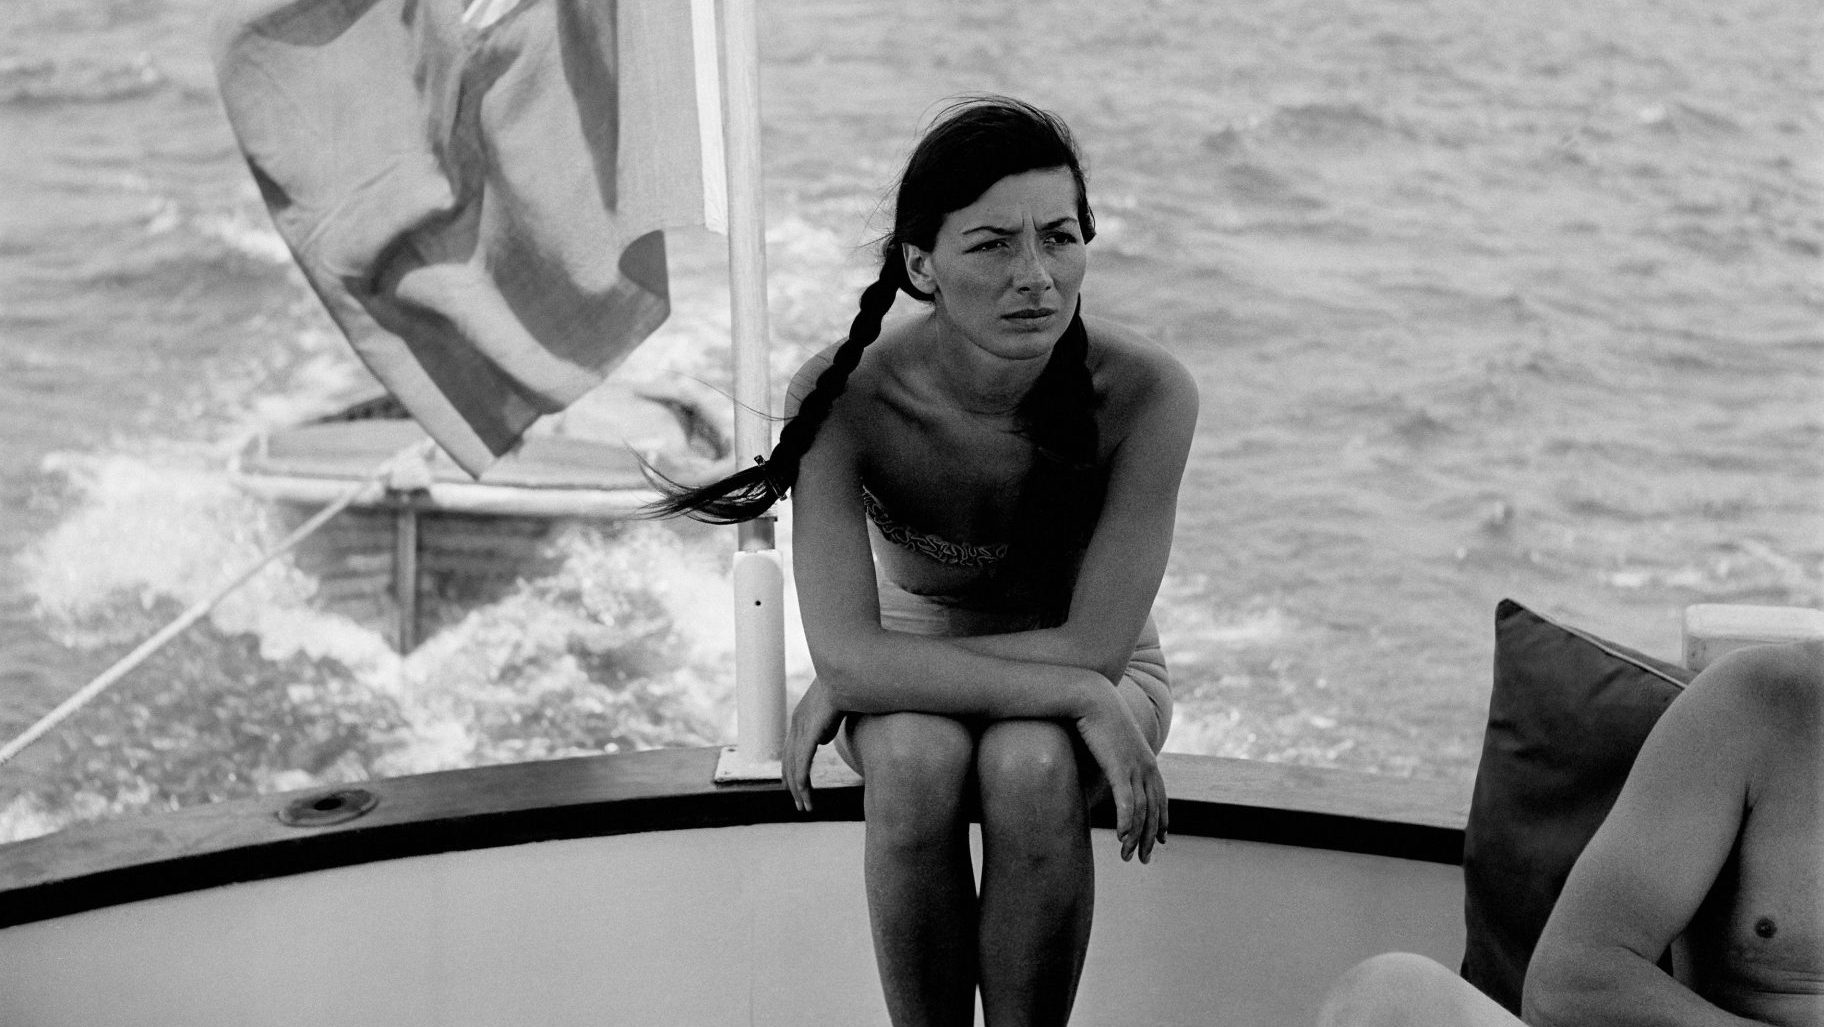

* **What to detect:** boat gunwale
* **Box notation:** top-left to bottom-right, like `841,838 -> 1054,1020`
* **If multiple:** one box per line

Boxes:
0,748 -> 1469,930
228,471 -> 666,518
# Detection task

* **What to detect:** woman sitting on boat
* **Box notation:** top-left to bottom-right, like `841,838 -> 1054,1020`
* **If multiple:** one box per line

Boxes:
652,95 -> 1198,1025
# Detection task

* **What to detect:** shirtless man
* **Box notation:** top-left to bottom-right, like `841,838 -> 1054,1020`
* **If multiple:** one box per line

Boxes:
1316,640 -> 1822,1027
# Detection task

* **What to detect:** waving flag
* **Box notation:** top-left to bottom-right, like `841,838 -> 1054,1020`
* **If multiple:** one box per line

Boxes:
213,0 -> 726,474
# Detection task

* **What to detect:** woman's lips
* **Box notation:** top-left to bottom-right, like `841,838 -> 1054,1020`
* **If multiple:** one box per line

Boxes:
1001,307 -> 1057,328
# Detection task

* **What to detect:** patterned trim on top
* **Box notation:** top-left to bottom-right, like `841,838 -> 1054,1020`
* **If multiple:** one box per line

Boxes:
861,485 -> 1007,569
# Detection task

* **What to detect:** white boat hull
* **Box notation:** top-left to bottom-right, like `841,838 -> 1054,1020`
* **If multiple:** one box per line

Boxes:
0,750 -> 1466,1025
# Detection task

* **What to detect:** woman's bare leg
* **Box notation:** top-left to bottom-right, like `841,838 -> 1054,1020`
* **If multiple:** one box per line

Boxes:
849,711 -> 980,1027
974,719 -> 1096,1026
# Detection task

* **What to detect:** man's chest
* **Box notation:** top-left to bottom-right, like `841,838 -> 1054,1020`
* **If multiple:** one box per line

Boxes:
1689,796 -> 1823,1006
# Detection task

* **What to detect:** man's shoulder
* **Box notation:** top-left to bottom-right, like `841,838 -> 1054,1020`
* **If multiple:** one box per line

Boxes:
1669,642 -> 1822,767
1693,641 -> 1822,725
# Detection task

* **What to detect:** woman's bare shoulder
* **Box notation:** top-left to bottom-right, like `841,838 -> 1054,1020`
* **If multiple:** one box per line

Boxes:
785,344 -> 844,414
785,320 -> 923,425
1083,314 -> 1198,415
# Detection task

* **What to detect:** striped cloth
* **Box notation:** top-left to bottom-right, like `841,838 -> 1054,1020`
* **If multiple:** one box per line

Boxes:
212,0 -> 722,474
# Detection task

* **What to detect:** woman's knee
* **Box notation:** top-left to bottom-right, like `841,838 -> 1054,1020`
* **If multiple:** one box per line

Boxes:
975,721 -> 1087,834
1317,953 -> 1493,1027
851,713 -> 975,829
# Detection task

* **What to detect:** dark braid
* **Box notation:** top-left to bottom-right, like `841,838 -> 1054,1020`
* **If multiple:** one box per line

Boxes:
641,263 -> 903,523
764,269 -> 902,491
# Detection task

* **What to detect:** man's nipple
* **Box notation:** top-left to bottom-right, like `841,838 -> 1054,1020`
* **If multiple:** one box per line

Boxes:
1753,917 -> 1777,939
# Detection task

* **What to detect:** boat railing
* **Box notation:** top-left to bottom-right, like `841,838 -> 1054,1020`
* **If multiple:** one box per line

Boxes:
0,601 -> 1814,1025
1681,602 -> 1824,670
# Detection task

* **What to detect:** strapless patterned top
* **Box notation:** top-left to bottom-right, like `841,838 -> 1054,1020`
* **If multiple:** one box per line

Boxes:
861,485 -> 1007,570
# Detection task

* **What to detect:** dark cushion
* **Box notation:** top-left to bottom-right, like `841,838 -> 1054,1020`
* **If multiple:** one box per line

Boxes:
1459,598 -> 1694,1013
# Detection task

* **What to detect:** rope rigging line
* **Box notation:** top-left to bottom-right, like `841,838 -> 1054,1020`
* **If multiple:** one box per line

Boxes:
0,438 -> 437,768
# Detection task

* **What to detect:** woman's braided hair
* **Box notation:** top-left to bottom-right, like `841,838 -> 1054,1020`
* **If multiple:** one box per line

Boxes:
648,96 -> 1102,620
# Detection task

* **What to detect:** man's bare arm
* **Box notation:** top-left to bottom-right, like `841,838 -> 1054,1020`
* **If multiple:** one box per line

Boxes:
1522,648 -> 1789,1027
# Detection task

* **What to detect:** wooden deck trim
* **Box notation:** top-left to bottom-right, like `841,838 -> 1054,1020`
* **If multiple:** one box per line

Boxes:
0,749 -> 1469,930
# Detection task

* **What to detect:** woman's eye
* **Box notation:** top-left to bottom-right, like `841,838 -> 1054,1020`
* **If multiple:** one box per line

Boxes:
966,232 -> 1075,253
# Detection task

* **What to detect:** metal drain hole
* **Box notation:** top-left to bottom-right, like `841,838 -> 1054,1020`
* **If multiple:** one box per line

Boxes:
278,787 -> 378,828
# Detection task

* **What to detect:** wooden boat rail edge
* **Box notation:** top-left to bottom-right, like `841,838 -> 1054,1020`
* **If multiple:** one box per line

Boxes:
0,747 -> 1469,930
229,474 -> 664,519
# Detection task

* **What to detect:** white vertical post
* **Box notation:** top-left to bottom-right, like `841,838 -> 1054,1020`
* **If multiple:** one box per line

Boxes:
713,0 -> 785,783
393,502 -> 419,652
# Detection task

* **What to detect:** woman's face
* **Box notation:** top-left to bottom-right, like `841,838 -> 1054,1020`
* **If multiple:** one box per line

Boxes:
904,167 -> 1087,365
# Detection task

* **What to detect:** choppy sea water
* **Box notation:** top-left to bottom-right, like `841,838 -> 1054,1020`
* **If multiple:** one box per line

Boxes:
0,0 -> 1818,840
